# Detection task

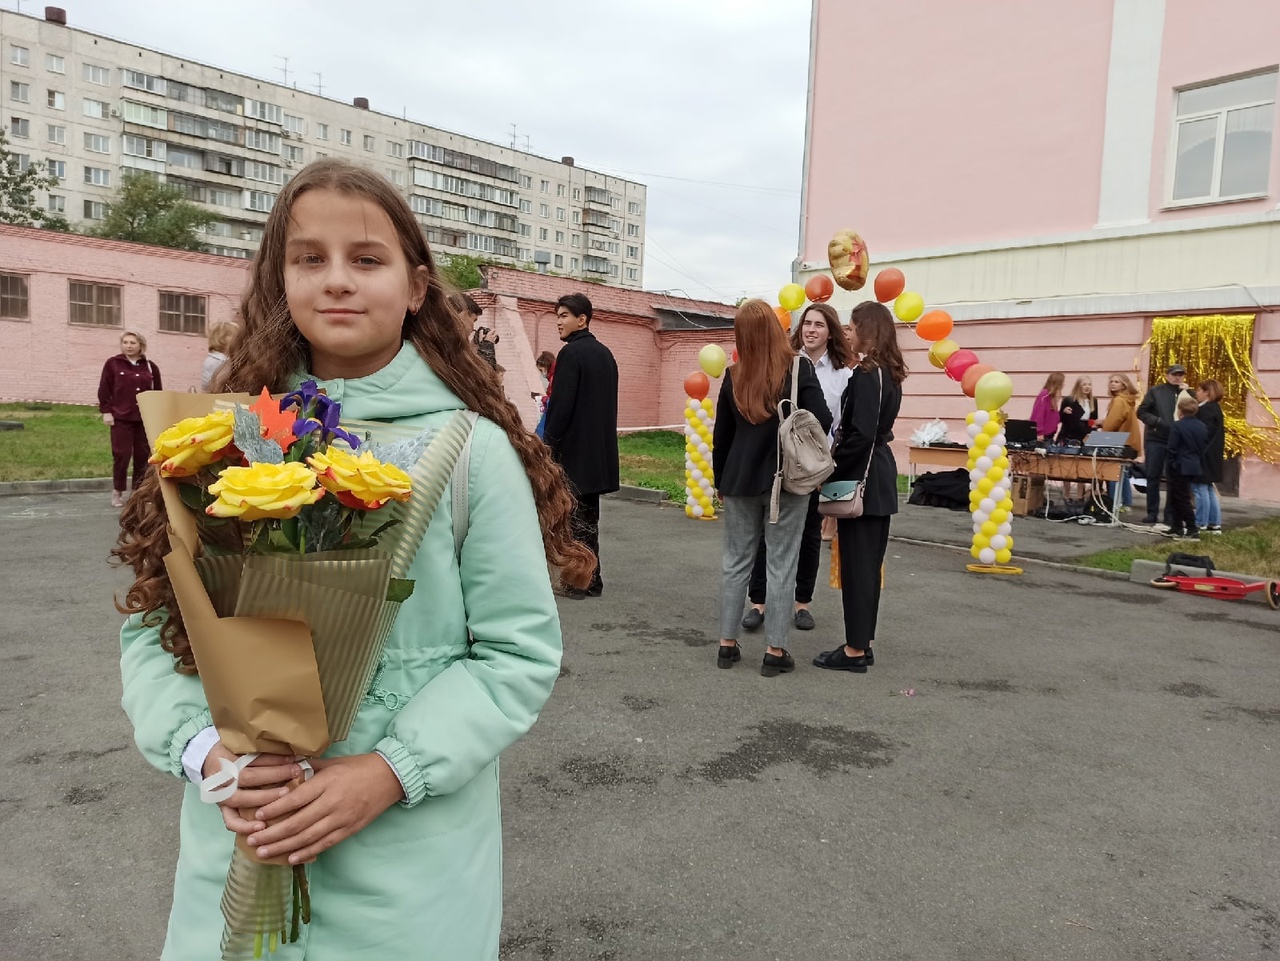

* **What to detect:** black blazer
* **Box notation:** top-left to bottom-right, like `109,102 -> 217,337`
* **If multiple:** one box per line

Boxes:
712,357 -> 831,497
831,365 -> 902,517
1058,396 -> 1098,442
542,329 -> 620,495
1195,400 -> 1225,483
1167,417 -> 1209,478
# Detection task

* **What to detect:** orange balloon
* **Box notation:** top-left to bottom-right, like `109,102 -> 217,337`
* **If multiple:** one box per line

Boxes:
684,370 -> 710,401
960,363 -> 995,398
873,268 -> 905,303
804,274 -> 834,304
774,305 -> 792,331
915,309 -> 954,343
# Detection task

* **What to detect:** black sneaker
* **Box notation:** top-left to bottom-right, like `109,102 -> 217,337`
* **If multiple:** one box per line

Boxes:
760,649 -> 795,677
812,646 -> 868,673
717,643 -> 741,670
1174,529 -> 1200,541
741,608 -> 764,631
1206,525 -> 1223,534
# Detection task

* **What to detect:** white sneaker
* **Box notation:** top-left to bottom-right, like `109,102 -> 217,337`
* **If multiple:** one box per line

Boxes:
1151,522 -> 1171,532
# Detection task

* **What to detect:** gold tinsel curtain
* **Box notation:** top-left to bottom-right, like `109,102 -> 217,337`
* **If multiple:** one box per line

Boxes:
1147,314 -> 1280,463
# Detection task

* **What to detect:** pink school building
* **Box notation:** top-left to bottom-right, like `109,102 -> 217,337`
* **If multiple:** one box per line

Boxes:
799,0 -> 1280,501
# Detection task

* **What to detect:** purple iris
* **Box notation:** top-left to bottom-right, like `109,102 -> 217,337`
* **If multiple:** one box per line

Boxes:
284,380 -> 360,449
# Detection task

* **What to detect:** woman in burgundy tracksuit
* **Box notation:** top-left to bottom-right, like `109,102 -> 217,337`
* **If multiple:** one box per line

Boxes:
98,331 -> 161,507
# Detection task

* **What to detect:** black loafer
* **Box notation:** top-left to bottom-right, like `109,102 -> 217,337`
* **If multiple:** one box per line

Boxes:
717,643 -> 741,669
761,649 -> 795,677
741,608 -> 764,631
812,646 -> 868,673
794,609 -> 815,631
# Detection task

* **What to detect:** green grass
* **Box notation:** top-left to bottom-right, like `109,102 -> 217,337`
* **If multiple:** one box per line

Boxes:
0,403 -> 115,482
1078,517 -> 1280,579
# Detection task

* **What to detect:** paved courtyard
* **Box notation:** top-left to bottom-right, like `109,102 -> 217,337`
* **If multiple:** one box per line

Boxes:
1,492 -> 1278,960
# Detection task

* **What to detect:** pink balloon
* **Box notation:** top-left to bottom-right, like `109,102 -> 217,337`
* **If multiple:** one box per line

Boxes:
943,349 -> 980,382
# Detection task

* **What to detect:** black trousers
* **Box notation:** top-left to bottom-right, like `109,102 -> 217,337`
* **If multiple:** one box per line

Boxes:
836,514 -> 892,649
110,419 -> 150,491
571,493 -> 603,593
748,491 -> 822,604
1166,471 -> 1196,534
1144,439 -> 1170,523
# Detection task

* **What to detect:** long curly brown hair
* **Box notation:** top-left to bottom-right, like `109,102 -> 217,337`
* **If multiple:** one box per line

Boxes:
113,158 -> 594,673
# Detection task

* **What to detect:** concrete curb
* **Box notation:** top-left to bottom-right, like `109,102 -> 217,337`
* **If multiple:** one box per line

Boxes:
606,484 -> 668,504
888,535 -> 1130,580
1129,557 -> 1270,586
0,477 -> 112,497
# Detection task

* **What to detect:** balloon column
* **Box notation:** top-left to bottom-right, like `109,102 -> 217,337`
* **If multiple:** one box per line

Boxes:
878,266 -> 1022,574
683,345 -> 728,520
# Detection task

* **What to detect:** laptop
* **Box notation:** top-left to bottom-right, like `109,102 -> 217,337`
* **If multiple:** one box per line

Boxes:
1004,419 -> 1038,445
1084,431 -> 1130,447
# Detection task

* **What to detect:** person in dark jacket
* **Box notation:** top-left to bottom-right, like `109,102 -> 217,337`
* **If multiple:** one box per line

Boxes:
1194,379 -> 1225,533
712,299 -> 831,677
1165,395 -> 1209,539
98,330 -> 161,509
542,292 -> 619,598
1136,363 -> 1187,525
813,301 -> 906,674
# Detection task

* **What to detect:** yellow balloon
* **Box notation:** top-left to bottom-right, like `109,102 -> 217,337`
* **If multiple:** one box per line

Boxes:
778,283 -> 806,311
1000,498 -> 1014,512
995,456 -> 1009,471
698,344 -> 728,379
973,534 -> 990,549
981,521 -> 998,537
965,412 -> 976,425
974,370 -> 1014,412
991,509 -> 1009,524
1004,537 -> 1014,550
995,548 -> 1012,564
894,291 -> 924,323
986,467 -> 1004,482
978,478 -> 994,494
971,545 -> 982,559
701,398 -> 714,411
929,338 -> 960,369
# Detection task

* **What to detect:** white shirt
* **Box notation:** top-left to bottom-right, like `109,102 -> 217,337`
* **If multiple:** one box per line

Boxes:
807,349 -> 852,435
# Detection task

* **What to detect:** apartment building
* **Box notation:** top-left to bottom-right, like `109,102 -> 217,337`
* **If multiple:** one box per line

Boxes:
0,7 -> 647,287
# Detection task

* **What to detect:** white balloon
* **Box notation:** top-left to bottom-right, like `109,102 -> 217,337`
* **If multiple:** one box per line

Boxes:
976,456 -> 993,472
965,423 -> 982,439
692,504 -> 704,517
973,522 -> 983,534
986,445 -> 1002,460
699,478 -> 713,490
696,409 -> 709,421
998,522 -> 1012,536
687,399 -> 700,410
991,534 -> 1008,550
991,487 -> 1007,503
969,468 -> 985,483
691,469 -> 703,482
979,547 -> 996,564
979,497 -> 996,514
973,410 -> 991,425
973,512 -> 989,525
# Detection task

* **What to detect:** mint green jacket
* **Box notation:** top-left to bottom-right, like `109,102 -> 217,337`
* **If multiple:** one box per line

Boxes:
120,344 -> 563,960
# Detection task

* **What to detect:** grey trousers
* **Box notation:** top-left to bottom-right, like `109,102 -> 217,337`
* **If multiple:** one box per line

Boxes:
719,490 -> 809,650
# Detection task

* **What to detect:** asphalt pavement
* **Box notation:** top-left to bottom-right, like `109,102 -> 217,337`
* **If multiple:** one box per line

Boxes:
1,492 -> 1278,961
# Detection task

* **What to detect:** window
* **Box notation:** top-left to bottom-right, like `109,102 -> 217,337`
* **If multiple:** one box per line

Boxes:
245,129 -> 281,153
46,159 -> 65,179
316,123 -> 329,140
168,147 -> 201,169
553,254 -> 564,268
81,200 -> 104,221
540,179 -> 549,193
123,101 -> 166,128
46,89 -> 64,110
519,174 -> 532,188
247,190 -> 276,212
46,54 -> 64,74
84,165 -> 111,186
628,201 -> 641,214
245,99 -> 282,123
1170,71 -> 1277,204
387,141 -> 404,158
0,273 -> 29,320
518,223 -> 531,236
246,161 -> 282,183
159,292 -> 207,335
627,223 -> 640,237
12,153 -> 29,171
201,221 -> 231,237
539,203 -> 549,217
570,257 -> 578,270
572,188 -> 581,200
83,98 -> 109,119
555,230 -> 564,244
282,114 -> 305,134
208,188 -> 235,207
571,234 -> 580,247
556,183 -> 565,197
122,69 -> 164,94
611,197 -> 622,209
519,199 -> 532,213
626,267 -> 639,281
10,45 -> 29,67
204,89 -> 241,114
572,211 -> 580,224
610,264 -> 619,276
538,227 -> 548,241
386,169 -> 405,187
284,144 -> 303,163
556,207 -> 566,221
340,129 -> 352,145
47,195 -> 64,214
83,133 -> 110,154
610,218 -> 621,231
83,63 -> 110,85
363,135 -> 375,151
10,81 -> 29,103
69,281 -> 121,327
123,134 -> 164,159
8,117 -> 29,139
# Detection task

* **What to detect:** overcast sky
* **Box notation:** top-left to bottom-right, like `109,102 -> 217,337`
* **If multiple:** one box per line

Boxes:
37,0 -> 812,305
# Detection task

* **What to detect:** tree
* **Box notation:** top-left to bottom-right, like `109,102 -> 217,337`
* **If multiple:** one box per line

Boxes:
88,172 -> 214,251
436,253 -> 488,291
0,129 -> 70,230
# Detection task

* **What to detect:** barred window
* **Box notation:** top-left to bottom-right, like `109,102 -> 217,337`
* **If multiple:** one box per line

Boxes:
69,281 -> 121,327
159,292 -> 207,335
0,272 -> 29,320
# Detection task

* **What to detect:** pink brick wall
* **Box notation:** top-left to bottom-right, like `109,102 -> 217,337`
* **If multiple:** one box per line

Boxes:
0,225 -> 249,404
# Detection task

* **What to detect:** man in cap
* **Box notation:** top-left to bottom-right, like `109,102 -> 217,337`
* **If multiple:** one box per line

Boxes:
1136,363 -> 1187,527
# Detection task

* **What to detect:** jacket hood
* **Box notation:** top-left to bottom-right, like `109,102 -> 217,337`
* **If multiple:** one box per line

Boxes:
291,341 -> 465,422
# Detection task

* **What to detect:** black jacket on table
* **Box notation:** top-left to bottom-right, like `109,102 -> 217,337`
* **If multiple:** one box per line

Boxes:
712,357 -> 831,497
542,328 -> 620,496
831,365 -> 903,517
1137,382 -> 1181,442
1195,400 -> 1225,484
1166,417 -> 1209,478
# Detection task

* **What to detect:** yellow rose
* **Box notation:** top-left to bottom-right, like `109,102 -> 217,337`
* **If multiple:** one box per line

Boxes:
148,410 -> 237,477
308,447 -> 412,511
206,461 -> 323,520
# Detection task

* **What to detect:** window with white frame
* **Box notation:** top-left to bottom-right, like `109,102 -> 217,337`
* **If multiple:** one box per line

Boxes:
47,194 -> 65,214
123,101 -> 166,128
46,159 -> 65,179
9,117 -> 29,139
538,227 -> 548,241
208,188 -> 236,207
570,257 -> 578,270
626,267 -> 639,281
539,203 -> 549,218
46,54 -> 64,74
82,98 -> 109,119
572,187 -> 580,200
69,281 -> 121,326
10,45 -> 29,67
245,99 -> 282,123
571,234 -> 580,247
519,199 -> 532,213
387,141 -> 404,158
247,161 -> 282,184
122,69 -> 165,94
628,201 -> 641,214
519,174 -> 532,188
553,254 -> 564,268
0,272 -> 29,320
340,129 -> 352,145
123,134 -> 164,159
284,144 -> 303,164
168,147 -> 201,169
555,230 -> 564,244
82,63 -> 110,85
572,211 -> 580,223
245,129 -> 281,153
363,135 -> 375,151
46,89 -> 64,110
386,169 -> 405,187
556,207 -> 565,221
159,292 -> 207,335
540,179 -> 549,192
316,123 -> 329,140
12,153 -> 29,171
282,113 -> 305,134
84,165 -> 111,186
1170,71 -> 1277,204
626,245 -> 639,258
10,81 -> 29,103
247,190 -> 276,212
556,183 -> 565,197
83,133 -> 110,154
518,223 -> 531,236
82,200 -> 106,222
627,223 -> 640,237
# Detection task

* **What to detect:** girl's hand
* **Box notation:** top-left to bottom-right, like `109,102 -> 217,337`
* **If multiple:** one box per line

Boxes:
202,743 -> 305,836
246,754 -> 404,864
102,413 -> 114,427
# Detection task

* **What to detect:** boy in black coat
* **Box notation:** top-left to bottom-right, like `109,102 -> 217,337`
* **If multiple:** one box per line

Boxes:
1165,396 -> 1209,540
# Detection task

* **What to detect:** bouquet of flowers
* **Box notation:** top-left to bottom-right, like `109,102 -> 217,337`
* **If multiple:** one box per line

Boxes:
138,383 -> 475,961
